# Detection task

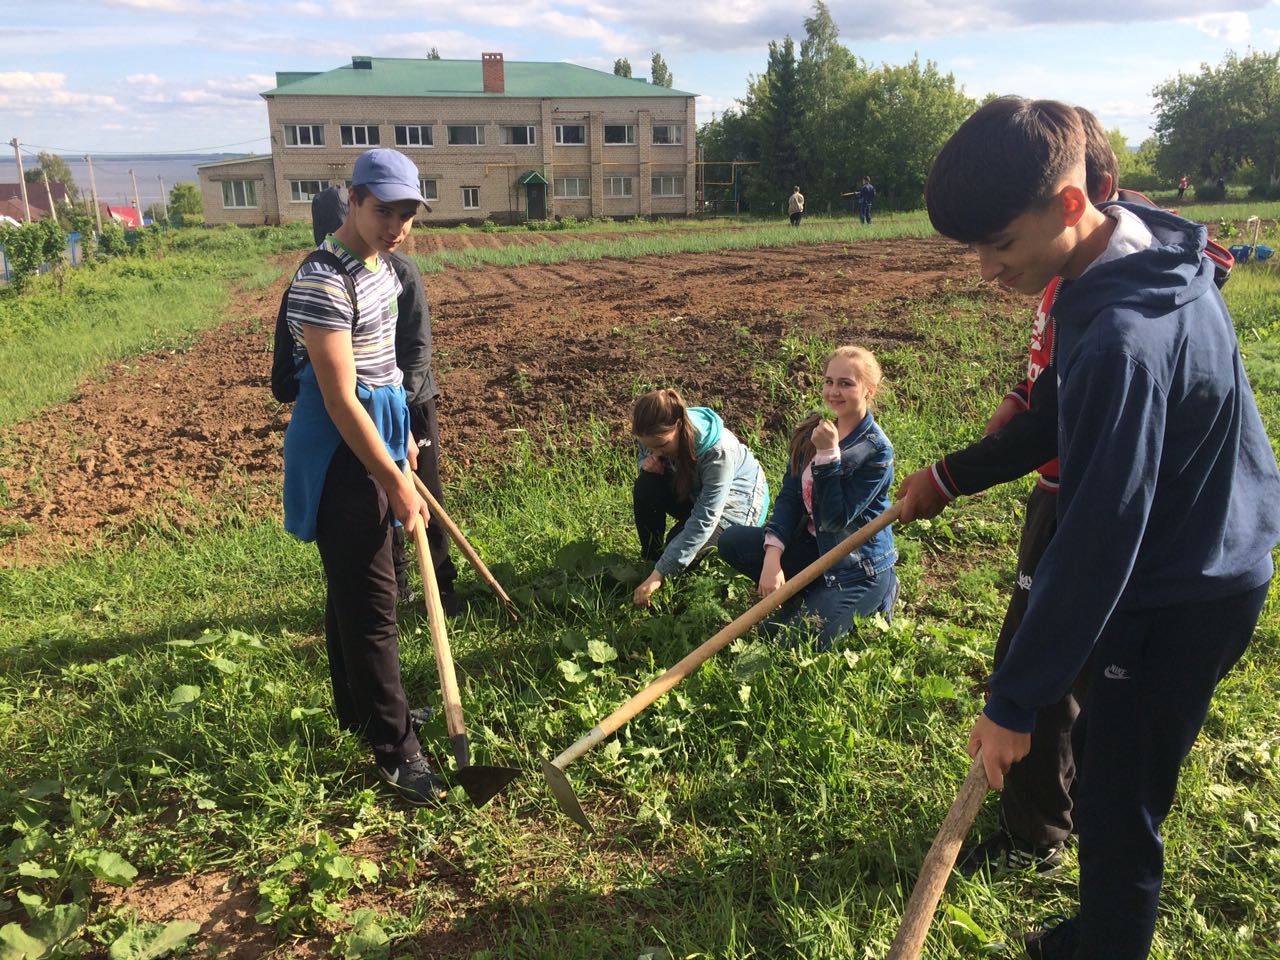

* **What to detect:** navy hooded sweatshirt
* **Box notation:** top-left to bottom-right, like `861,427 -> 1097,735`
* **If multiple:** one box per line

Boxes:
985,203 -> 1280,733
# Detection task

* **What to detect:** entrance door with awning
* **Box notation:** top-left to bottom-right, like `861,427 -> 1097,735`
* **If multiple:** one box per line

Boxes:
518,170 -> 548,220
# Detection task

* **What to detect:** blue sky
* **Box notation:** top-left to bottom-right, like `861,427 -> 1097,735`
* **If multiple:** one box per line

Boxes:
4,0 -> 1279,156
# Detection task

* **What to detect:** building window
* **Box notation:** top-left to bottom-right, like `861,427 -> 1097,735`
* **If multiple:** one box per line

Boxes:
419,178 -> 439,202
289,179 -> 331,202
284,124 -> 325,147
462,186 -> 480,209
554,177 -> 589,199
651,175 -> 684,197
652,125 -> 683,145
604,176 -> 632,198
447,125 -> 486,146
395,125 -> 433,147
604,124 -> 636,145
340,124 -> 380,147
221,180 -> 257,208
500,125 -> 537,146
555,124 -> 585,145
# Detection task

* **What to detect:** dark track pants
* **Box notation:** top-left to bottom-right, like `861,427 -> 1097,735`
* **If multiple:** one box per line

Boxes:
392,395 -> 457,598
315,442 -> 421,769
633,469 -> 694,565
993,484 -> 1086,847
1071,578 -> 1269,959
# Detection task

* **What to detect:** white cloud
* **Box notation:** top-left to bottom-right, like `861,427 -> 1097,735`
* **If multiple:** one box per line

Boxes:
0,72 -> 122,114
126,73 -> 164,86
1184,11 -> 1252,42
371,30 -> 495,59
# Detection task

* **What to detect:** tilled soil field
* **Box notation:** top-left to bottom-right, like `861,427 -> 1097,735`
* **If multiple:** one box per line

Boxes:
0,236 -> 1020,561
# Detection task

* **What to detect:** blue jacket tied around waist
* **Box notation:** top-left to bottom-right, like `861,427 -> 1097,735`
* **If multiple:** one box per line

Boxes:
764,411 -> 897,585
283,364 -> 412,543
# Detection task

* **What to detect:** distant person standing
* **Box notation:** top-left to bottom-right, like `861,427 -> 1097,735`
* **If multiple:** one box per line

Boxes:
858,176 -> 876,224
788,186 -> 805,227
1177,174 -> 1189,201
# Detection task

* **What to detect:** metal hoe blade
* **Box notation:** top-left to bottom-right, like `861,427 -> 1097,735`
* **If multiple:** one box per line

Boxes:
540,756 -> 595,833
456,764 -> 523,808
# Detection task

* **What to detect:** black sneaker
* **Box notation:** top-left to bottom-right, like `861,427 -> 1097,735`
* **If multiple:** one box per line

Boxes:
956,830 -> 1063,877
1021,915 -> 1079,960
377,753 -> 448,805
439,590 -> 464,618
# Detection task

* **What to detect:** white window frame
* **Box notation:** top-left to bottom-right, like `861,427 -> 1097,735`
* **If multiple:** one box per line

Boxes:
603,124 -> 637,145
221,179 -> 257,208
651,124 -> 683,146
651,175 -> 685,197
500,125 -> 537,146
395,124 -> 433,147
340,124 -> 380,147
555,124 -> 586,145
462,186 -> 480,210
289,179 -> 331,203
447,125 -> 486,146
284,124 -> 325,147
604,176 -> 633,198
554,177 -> 589,199
419,178 -> 439,202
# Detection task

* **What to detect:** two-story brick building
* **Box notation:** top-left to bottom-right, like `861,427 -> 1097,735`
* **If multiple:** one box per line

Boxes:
198,54 -> 697,227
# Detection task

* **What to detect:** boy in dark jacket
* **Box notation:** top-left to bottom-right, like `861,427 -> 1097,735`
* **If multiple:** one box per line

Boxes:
922,97 -> 1280,959
897,107 -> 1233,879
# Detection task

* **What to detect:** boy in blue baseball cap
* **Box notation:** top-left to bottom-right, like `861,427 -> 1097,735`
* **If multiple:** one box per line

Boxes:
282,148 -> 445,805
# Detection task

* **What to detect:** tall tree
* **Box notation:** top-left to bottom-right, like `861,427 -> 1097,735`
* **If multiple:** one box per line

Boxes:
23,152 -> 80,203
613,58 -> 632,78
796,1 -> 862,210
853,56 -> 974,211
1152,50 -> 1280,186
168,182 -> 203,225
747,36 -> 804,211
426,47 -> 441,59
650,52 -> 673,88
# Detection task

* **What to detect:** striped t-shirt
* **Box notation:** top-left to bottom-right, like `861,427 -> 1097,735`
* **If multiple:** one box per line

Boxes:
285,237 -> 404,389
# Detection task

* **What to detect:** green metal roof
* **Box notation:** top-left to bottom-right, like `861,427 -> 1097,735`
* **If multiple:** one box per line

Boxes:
262,57 -> 696,99
517,170 -> 549,186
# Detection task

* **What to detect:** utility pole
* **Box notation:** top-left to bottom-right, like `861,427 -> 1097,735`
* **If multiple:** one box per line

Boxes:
129,168 -> 142,227
157,175 -> 169,222
9,138 -> 32,223
41,169 -> 58,226
85,154 -> 103,234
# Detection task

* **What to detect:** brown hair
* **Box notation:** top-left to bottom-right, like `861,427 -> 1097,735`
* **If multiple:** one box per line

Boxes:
1075,106 -> 1119,204
349,184 -> 372,204
926,96 -> 1085,244
633,388 -> 698,500
788,346 -> 884,475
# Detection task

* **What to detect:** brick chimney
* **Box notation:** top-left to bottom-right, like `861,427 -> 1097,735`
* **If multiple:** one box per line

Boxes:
482,52 -> 505,94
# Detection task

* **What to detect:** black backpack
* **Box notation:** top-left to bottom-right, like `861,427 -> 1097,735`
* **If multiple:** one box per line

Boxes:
270,249 -> 359,403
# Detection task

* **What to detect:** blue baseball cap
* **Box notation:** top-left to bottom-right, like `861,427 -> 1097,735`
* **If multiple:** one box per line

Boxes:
352,148 -> 430,210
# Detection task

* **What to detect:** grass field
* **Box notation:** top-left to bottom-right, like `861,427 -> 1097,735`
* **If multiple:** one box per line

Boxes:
0,221 -> 1278,958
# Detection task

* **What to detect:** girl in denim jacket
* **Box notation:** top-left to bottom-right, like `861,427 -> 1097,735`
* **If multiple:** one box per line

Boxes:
719,346 -> 897,647
631,388 -> 769,607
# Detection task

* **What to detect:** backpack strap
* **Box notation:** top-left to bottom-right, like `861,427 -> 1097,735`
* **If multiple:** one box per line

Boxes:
298,247 -> 359,331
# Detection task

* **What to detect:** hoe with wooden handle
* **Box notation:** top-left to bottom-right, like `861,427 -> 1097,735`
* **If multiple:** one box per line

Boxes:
407,484 -> 522,807
541,502 -> 903,833
410,471 -> 519,623
885,756 -> 990,959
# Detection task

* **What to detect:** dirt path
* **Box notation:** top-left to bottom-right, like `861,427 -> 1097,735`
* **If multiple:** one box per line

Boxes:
0,237 -> 1015,561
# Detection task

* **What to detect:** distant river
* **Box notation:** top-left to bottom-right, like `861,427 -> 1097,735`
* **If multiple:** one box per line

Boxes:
0,154 -> 244,207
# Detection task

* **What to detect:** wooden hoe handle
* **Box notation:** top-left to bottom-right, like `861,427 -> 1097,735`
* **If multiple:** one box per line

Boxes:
410,472 -> 519,621
551,502 -> 903,769
407,487 -> 471,769
885,756 -> 990,959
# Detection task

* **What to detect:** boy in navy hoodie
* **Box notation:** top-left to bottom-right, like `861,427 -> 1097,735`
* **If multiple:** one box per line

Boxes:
924,97 -> 1280,959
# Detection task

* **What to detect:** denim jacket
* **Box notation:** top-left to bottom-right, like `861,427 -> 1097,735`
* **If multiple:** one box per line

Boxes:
764,412 -> 896,585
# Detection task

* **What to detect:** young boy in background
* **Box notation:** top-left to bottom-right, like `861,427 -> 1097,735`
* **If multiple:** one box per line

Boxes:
923,97 -> 1279,958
